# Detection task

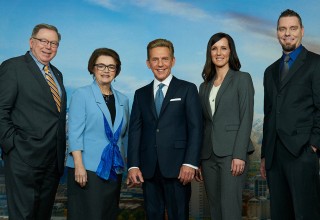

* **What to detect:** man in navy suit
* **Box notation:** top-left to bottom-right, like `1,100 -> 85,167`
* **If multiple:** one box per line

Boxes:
127,39 -> 202,220
261,9 -> 320,219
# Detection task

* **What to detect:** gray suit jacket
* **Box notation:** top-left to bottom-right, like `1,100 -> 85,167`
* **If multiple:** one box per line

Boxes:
199,69 -> 254,161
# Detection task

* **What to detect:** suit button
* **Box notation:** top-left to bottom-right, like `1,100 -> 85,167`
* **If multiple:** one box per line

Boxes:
156,129 -> 159,132
277,111 -> 280,114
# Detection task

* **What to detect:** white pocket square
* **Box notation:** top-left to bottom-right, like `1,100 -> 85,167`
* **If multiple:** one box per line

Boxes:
170,98 -> 181,101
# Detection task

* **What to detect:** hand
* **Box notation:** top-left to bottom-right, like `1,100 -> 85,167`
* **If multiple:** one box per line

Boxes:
74,164 -> 87,187
231,158 -> 245,176
311,145 -> 317,153
178,165 -> 196,185
260,158 -> 267,180
126,168 -> 144,188
194,167 -> 203,182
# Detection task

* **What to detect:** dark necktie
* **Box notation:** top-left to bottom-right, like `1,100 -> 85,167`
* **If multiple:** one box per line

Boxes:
281,54 -> 290,81
44,65 -> 61,112
155,83 -> 165,116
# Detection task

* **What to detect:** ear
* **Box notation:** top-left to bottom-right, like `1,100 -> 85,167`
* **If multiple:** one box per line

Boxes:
146,60 -> 151,69
172,57 -> 176,67
29,38 -> 34,49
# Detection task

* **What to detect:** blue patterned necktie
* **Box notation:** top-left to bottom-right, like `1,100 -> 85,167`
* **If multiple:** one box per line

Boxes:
155,83 -> 165,116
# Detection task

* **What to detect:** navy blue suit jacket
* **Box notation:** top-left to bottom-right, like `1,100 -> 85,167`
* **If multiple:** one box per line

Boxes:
127,76 -> 203,179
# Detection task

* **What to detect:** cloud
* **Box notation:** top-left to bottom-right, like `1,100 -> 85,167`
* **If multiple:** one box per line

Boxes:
87,0 -> 212,21
226,12 -> 275,38
226,11 -> 320,53
132,0 -> 212,21
86,0 -> 118,10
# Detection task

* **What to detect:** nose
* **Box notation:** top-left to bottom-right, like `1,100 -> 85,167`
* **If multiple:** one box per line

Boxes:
45,42 -> 52,49
158,59 -> 163,66
285,28 -> 290,36
216,48 -> 221,55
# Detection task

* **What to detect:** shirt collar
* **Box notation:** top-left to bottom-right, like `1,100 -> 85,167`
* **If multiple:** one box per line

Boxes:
282,44 -> 303,62
153,74 -> 173,90
29,51 -> 50,71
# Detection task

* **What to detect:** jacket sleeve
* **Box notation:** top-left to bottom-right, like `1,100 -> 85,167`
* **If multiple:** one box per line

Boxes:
183,83 -> 203,166
127,91 -> 142,168
232,73 -> 254,161
68,88 -> 87,153
0,60 -> 18,153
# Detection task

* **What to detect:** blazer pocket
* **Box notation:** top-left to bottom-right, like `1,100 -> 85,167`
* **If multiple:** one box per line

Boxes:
296,126 -> 312,134
225,124 -> 240,131
170,98 -> 181,102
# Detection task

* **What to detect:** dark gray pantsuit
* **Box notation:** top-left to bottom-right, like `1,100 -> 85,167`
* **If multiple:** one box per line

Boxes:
199,70 -> 254,220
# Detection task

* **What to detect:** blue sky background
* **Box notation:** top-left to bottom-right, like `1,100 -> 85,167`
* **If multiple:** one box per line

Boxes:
1,0 -> 320,115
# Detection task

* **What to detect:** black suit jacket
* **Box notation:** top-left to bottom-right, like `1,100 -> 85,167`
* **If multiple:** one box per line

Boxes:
127,76 -> 203,179
0,52 -> 67,175
262,46 -> 320,169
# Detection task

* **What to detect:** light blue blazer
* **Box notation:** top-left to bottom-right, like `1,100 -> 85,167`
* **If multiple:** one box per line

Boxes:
66,80 -> 129,173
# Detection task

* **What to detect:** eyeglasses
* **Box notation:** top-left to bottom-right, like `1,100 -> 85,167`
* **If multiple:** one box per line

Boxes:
94,64 -> 117,72
32,37 -> 59,48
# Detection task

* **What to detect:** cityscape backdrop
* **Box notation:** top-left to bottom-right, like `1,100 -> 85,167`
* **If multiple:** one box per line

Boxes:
1,0 -> 320,219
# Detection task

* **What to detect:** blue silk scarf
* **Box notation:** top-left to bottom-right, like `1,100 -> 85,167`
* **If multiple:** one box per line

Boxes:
96,114 -> 124,181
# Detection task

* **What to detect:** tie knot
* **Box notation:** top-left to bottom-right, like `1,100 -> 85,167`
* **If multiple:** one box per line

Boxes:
43,65 -> 49,74
158,83 -> 165,90
284,54 -> 290,63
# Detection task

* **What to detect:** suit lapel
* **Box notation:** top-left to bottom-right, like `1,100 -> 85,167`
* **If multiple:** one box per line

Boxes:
25,53 -> 59,113
112,87 -> 124,131
203,80 -> 213,120
280,48 -> 307,90
271,59 -> 281,92
214,69 -> 234,112
159,76 -> 180,116
91,81 -> 114,131
145,82 -> 158,119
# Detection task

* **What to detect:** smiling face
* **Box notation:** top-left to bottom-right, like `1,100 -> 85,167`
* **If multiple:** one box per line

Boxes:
211,37 -> 230,70
146,47 -> 175,82
277,16 -> 304,53
93,55 -> 117,86
29,28 -> 59,65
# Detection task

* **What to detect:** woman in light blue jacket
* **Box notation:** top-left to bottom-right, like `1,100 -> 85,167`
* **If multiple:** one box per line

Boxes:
66,48 -> 129,220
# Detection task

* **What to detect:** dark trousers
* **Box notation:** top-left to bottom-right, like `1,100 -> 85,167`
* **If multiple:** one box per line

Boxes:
267,138 -> 320,220
142,164 -> 191,220
67,168 -> 122,220
3,148 -> 60,220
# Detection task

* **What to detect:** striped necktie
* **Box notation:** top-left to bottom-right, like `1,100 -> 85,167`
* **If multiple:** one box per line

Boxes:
44,65 -> 61,112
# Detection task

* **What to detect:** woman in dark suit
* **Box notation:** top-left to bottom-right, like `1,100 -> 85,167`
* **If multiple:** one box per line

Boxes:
66,48 -> 129,220
196,32 -> 254,220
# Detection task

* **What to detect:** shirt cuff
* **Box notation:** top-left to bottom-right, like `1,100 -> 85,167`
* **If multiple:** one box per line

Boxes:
183,164 -> 198,169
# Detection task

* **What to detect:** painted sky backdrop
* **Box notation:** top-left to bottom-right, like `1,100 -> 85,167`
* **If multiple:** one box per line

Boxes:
1,0 -> 320,114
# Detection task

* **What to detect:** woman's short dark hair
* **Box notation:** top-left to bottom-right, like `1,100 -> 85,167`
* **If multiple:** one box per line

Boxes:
88,48 -> 121,77
202,32 -> 241,82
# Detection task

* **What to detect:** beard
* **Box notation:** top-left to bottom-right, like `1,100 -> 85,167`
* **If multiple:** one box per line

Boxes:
281,43 -> 296,53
